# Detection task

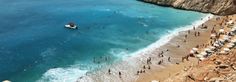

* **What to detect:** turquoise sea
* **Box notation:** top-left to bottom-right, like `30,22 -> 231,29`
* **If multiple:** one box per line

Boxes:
0,0 -> 206,82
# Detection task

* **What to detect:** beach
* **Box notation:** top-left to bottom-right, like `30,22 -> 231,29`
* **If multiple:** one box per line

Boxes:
1,0 -> 236,82
136,15 -> 236,82
77,14 -> 236,82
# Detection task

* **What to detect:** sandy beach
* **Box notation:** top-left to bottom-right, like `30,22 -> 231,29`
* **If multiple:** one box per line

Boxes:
136,15 -> 236,82
77,14 -> 236,82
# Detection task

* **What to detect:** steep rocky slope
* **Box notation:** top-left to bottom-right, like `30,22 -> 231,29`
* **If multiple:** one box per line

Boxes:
140,0 -> 236,15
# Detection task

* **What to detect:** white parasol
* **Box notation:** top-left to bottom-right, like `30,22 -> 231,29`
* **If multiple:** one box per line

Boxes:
219,39 -> 225,42
228,43 -> 235,46
211,34 -> 216,37
231,28 -> 236,32
220,51 -> 226,54
213,43 -> 220,47
190,50 -> 194,54
231,39 -> 236,43
199,57 -> 205,60
227,44 -> 234,48
219,29 -> 224,33
196,54 -> 204,58
200,52 -> 207,56
227,20 -> 233,24
204,48 -> 211,51
151,80 -> 159,82
224,48 -> 230,52
210,46 -> 216,50
192,48 -> 198,51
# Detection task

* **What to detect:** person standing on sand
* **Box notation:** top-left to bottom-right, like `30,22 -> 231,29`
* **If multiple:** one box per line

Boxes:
158,60 -> 162,65
188,30 -> 190,34
148,65 -> 151,69
161,51 -> 164,55
198,32 -> 200,36
147,57 -> 151,64
184,39 -> 186,43
166,49 -> 169,51
168,57 -> 171,62
194,32 -> 197,36
108,69 -> 111,75
119,72 -> 122,78
177,45 -> 180,48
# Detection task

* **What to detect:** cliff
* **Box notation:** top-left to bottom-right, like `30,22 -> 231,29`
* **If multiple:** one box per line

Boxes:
140,0 -> 236,15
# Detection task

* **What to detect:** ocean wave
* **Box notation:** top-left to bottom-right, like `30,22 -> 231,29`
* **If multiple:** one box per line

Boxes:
129,14 -> 214,58
37,66 -> 88,82
109,48 -> 131,60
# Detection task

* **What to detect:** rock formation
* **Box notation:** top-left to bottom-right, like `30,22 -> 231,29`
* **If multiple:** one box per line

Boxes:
140,0 -> 236,15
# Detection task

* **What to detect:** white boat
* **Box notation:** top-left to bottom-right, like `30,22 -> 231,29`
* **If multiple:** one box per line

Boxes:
65,23 -> 78,29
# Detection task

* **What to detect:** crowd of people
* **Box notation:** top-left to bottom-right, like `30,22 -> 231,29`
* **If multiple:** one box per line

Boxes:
75,15 -> 236,82
105,15 -> 236,80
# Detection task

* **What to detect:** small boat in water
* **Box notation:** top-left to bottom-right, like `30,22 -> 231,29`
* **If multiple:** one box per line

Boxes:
65,22 -> 77,29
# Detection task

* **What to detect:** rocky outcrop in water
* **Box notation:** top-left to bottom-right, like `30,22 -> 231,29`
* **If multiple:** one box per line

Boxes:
140,0 -> 236,15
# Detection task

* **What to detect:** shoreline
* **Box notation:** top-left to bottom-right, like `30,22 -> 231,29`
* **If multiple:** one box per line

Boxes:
136,15 -> 236,82
77,14 -> 214,82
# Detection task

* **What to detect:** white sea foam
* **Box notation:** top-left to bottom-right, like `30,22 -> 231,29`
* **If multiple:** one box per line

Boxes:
108,14 -> 214,60
37,66 -> 88,82
128,14 -> 214,58
109,48 -> 132,60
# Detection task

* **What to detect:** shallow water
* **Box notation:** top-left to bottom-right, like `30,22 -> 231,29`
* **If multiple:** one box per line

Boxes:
0,0 -> 205,82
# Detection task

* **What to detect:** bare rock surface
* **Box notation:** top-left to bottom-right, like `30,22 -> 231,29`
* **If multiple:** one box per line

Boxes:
140,0 -> 236,15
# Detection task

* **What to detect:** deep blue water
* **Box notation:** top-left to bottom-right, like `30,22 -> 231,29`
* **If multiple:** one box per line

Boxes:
0,0 -> 205,82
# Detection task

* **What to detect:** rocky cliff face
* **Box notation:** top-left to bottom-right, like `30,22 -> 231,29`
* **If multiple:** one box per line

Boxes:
141,0 -> 236,15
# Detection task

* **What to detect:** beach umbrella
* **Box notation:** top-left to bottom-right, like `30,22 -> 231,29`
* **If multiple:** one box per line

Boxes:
214,41 -> 220,44
196,54 -> 204,58
231,28 -> 236,32
223,37 -> 230,41
214,43 -> 220,47
190,50 -> 194,54
220,51 -> 226,54
224,48 -> 230,52
219,39 -> 225,42
227,44 -> 234,48
228,43 -> 235,46
231,39 -> 236,42
204,48 -> 211,52
227,20 -> 233,24
151,80 -> 159,82
219,29 -> 224,33
192,48 -> 198,51
210,34 -> 216,37
200,52 -> 207,56
199,57 -> 205,60
226,43 -> 233,47
223,35 -> 231,39
223,35 -> 229,38
210,46 -> 216,50
2,80 -> 11,82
